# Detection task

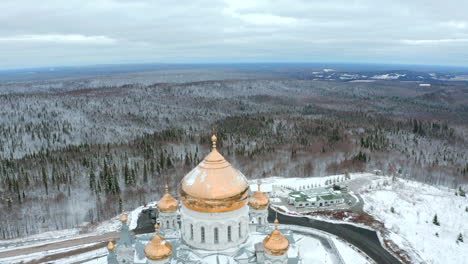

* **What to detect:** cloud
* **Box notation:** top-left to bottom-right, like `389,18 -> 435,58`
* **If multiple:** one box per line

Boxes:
1,0 -> 468,69
441,21 -> 466,29
231,13 -> 299,25
0,34 -> 117,44
401,39 -> 468,45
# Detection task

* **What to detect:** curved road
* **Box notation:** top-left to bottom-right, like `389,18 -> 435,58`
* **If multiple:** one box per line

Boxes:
268,208 -> 401,264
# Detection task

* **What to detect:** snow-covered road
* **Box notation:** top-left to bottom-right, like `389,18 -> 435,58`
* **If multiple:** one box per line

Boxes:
0,232 -> 119,262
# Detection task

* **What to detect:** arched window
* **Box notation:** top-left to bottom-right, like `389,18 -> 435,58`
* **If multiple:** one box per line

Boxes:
258,217 -> 262,224
201,227 -> 205,243
214,227 -> 219,244
238,222 -> 242,238
190,224 -> 194,240
166,220 -> 169,227
227,226 -> 232,242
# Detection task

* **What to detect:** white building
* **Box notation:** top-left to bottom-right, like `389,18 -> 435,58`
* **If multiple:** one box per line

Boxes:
108,135 -> 294,263
288,188 -> 345,208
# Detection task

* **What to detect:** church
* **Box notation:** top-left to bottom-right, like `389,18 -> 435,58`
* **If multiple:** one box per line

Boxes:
106,135 -> 301,264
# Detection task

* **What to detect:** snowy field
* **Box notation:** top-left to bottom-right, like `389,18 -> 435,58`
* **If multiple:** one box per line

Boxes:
362,177 -> 468,264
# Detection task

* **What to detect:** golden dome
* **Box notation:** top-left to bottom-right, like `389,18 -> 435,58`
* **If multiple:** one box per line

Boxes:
263,219 -> 289,256
249,180 -> 270,210
180,135 -> 249,213
158,185 -> 179,213
145,224 -> 173,261
120,210 -> 128,223
107,240 -> 115,251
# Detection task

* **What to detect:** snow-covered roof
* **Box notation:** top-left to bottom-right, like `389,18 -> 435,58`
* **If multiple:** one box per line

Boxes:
249,183 -> 273,192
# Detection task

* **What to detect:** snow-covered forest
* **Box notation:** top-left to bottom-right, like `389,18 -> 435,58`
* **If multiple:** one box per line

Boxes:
0,69 -> 467,239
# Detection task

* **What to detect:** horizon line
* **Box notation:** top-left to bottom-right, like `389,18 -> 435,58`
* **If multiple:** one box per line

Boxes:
1,61 -> 468,72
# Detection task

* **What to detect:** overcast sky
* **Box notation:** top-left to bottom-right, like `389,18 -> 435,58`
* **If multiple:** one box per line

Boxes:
1,0 -> 468,69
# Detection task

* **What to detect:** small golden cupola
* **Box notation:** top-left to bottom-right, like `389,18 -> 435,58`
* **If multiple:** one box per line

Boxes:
158,184 -> 179,213
180,135 -> 249,213
107,240 -> 115,251
120,210 -> 128,223
249,180 -> 270,210
145,224 -> 173,261
263,218 -> 290,256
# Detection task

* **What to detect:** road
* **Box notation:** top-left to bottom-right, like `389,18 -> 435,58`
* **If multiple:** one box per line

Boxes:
0,232 -> 119,262
268,207 -> 402,264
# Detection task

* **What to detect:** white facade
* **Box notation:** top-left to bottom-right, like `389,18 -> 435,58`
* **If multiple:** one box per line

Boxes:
180,204 -> 250,250
249,208 -> 268,225
289,196 -> 344,208
116,247 -> 135,263
264,253 -> 288,264
158,212 -> 178,231
146,258 -> 170,264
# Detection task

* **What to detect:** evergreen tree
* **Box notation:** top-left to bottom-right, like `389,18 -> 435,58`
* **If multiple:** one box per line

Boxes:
184,153 -> 191,167
143,163 -> 148,183
41,167 -> 48,195
166,156 -> 173,168
104,161 -> 112,194
433,214 -> 440,226
150,160 -> 155,176
159,152 -> 165,170
112,173 -> 120,194
89,171 -> 96,191
131,168 -> 136,185
97,180 -> 102,194
24,172 -> 30,186
458,186 -> 465,197
124,163 -> 130,185
15,180 -> 21,204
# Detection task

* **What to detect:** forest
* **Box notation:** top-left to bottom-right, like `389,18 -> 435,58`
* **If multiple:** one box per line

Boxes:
0,69 -> 467,239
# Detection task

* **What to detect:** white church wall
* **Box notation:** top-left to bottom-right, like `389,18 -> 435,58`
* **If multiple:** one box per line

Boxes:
180,204 -> 250,250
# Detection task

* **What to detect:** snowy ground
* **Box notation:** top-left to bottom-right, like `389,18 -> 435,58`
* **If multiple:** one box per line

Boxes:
0,200 -> 154,255
0,201 -> 159,263
189,231 -> 337,264
332,238 -> 371,264
294,235 -> 335,264
250,173 -> 373,192
362,177 -> 468,264
59,247 -> 108,264
0,228 -> 82,252
0,242 -> 102,263
0,217 -> 121,254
